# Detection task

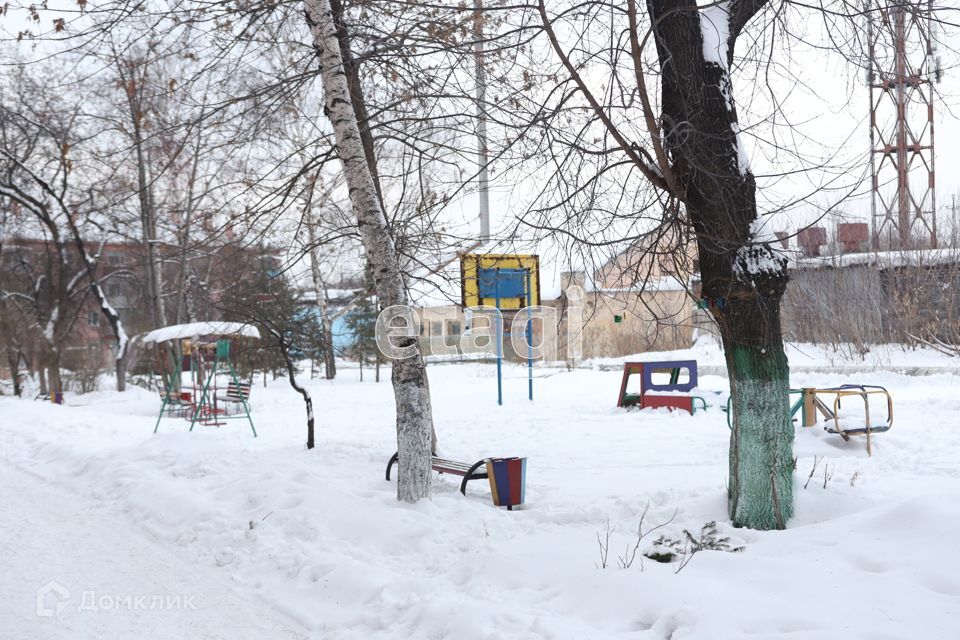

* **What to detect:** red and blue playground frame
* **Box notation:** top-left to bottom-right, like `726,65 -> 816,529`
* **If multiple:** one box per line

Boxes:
616,360 -> 707,414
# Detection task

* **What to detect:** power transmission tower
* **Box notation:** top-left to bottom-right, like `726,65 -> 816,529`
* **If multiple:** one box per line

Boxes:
867,0 -> 942,249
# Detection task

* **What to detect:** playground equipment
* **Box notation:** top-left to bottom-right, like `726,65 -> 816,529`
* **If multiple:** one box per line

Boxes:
793,385 -> 893,456
725,385 -> 893,455
616,360 -> 706,414
461,253 -> 540,405
143,322 -> 260,436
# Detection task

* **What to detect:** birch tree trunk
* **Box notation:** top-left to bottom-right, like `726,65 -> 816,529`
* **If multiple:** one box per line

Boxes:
119,58 -> 176,392
304,0 -> 433,502
175,131 -> 203,324
647,0 -> 793,529
308,239 -> 337,380
306,196 -> 337,380
118,56 -> 167,332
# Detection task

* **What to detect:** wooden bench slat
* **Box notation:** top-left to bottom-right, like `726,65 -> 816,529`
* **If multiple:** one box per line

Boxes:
432,458 -> 472,475
385,452 -> 489,495
221,381 -> 252,402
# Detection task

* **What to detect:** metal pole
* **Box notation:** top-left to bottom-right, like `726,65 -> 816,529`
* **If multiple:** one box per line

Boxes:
526,268 -> 533,401
474,0 -> 490,242
495,272 -> 502,406
927,0 -> 938,248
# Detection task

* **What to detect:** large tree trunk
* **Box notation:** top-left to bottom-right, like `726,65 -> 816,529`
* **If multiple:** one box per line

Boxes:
648,0 -> 792,529
304,0 -> 434,502
716,291 -> 792,529
327,0 -> 387,207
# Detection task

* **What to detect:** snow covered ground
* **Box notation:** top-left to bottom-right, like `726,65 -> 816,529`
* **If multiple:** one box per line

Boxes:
2,342 -> 960,639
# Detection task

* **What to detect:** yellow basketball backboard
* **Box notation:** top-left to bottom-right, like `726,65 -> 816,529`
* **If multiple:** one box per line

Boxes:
460,254 -> 541,309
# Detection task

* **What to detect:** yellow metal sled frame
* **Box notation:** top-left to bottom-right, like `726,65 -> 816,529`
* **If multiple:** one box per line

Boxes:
725,385 -> 893,456
793,385 -> 893,456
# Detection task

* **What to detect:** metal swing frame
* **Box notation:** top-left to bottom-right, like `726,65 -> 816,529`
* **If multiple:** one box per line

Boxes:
146,324 -> 259,437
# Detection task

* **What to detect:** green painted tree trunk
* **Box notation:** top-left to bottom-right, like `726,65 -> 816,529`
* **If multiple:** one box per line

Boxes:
723,332 -> 793,529
647,0 -> 794,528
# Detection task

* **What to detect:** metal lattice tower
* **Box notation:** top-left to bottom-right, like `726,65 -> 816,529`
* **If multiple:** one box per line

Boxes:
867,0 -> 942,249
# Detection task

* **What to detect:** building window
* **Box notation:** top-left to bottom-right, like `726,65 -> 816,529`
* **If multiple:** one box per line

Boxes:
448,321 -> 461,336
431,321 -> 442,337
108,253 -> 122,266
88,310 -> 99,327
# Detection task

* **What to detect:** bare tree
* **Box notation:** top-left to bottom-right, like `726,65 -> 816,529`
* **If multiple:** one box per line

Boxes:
108,43 -> 169,335
222,259 -> 320,449
304,0 -> 435,502
0,66 -> 129,392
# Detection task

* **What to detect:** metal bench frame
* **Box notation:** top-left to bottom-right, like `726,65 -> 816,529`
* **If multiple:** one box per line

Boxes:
385,452 -> 489,495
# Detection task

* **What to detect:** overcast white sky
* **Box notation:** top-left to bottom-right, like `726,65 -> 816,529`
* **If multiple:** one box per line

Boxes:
2,1 -> 959,246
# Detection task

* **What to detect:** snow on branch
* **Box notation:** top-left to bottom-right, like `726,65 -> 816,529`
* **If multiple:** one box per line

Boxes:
734,217 -> 787,279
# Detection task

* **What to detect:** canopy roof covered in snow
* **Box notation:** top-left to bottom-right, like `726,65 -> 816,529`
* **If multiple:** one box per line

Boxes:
141,322 -> 261,344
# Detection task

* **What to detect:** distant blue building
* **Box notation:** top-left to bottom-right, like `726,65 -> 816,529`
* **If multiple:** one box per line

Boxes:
298,289 -> 363,355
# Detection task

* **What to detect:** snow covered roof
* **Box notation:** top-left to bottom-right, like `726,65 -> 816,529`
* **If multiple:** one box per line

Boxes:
595,275 -> 689,294
790,249 -> 960,271
298,288 -> 360,304
141,322 -> 261,344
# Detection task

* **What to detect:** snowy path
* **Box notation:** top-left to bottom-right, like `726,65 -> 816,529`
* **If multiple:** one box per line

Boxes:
0,463 -> 307,640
